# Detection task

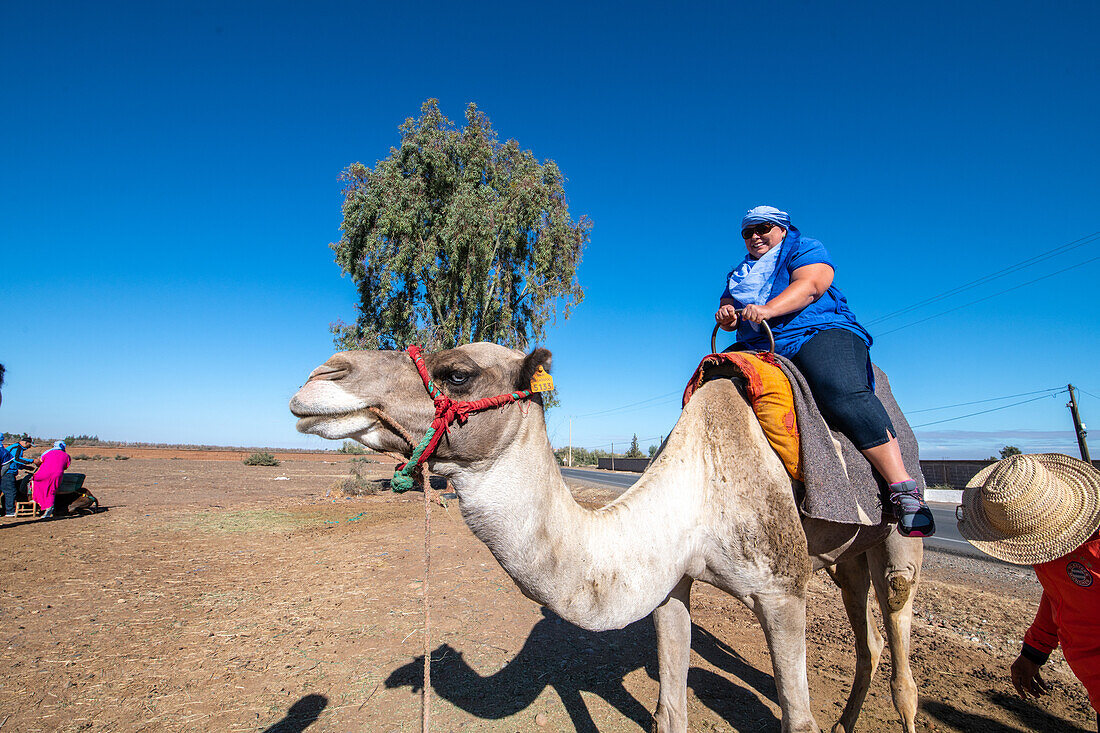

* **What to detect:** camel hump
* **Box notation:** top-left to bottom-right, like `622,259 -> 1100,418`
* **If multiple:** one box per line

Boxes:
683,352 -> 801,481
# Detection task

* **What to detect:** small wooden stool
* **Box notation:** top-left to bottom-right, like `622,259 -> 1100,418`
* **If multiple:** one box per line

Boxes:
13,500 -> 39,518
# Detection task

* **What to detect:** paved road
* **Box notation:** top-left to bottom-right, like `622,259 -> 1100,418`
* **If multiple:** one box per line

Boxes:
561,467 -> 992,562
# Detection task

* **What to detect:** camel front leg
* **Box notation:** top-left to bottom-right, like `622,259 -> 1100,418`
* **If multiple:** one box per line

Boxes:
825,556 -> 884,733
652,576 -> 693,733
753,589 -> 820,733
867,534 -> 923,733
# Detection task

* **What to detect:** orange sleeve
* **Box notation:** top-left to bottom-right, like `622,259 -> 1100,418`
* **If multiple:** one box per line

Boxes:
1023,592 -> 1059,656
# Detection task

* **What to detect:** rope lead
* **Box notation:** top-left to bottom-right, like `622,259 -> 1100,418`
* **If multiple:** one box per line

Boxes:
368,346 -> 538,732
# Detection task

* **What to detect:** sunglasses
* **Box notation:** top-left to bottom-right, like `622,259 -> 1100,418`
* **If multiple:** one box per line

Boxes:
741,222 -> 776,239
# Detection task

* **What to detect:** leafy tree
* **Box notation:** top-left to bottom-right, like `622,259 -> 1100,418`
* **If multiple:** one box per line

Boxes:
999,445 -> 1022,458
648,444 -> 659,458
552,446 -> 611,467
331,99 -> 591,351
625,434 -> 643,458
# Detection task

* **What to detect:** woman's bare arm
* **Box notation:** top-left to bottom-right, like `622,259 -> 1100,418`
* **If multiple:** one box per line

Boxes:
740,263 -> 834,323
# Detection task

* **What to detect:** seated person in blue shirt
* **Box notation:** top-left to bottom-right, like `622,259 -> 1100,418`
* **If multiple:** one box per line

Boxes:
714,205 -> 934,537
3,436 -> 34,517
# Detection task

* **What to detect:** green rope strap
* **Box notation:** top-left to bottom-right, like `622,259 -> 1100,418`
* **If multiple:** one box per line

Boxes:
391,426 -> 437,493
389,345 -> 534,493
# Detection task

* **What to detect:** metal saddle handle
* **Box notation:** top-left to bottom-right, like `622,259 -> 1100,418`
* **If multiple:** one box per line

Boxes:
711,311 -> 775,355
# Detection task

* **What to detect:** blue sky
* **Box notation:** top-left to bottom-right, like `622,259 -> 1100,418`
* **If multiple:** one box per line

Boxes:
2,1 -> 1098,458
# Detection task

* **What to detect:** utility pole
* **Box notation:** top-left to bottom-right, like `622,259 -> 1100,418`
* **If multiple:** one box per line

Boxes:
1067,384 -> 1091,462
568,418 -> 572,467
611,441 -> 615,471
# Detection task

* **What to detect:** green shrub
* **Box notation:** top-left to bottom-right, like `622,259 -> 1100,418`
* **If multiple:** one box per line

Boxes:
114,454 -> 130,460
337,441 -> 367,455
72,453 -> 92,461
351,456 -> 377,464
243,451 -> 280,466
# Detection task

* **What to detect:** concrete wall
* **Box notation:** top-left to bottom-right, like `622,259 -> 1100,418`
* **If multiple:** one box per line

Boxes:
923,458 -> 1100,488
594,456 -> 1100,483
595,457 -> 651,472
920,460 -> 997,489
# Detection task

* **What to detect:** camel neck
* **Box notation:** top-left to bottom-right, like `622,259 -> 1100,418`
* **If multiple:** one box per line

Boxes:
445,411 -> 706,632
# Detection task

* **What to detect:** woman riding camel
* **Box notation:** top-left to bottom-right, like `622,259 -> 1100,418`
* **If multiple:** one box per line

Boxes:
715,205 -> 934,537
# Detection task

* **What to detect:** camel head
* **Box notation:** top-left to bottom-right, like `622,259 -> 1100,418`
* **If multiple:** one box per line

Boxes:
290,343 -> 552,470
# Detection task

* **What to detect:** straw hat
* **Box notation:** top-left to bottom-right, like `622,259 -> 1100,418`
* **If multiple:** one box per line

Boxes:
958,453 -> 1100,565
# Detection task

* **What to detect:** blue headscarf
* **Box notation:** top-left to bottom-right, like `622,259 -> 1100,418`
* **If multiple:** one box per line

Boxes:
726,205 -> 795,309
741,205 -> 791,231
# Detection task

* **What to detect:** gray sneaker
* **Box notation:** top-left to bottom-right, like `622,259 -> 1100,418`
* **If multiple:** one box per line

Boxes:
888,480 -> 935,538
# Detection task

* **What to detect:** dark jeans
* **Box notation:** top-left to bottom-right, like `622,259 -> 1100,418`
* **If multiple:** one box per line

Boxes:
791,329 -> 896,451
1,471 -> 16,515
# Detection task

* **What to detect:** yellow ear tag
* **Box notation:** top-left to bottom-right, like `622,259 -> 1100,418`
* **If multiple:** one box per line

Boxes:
529,365 -> 555,393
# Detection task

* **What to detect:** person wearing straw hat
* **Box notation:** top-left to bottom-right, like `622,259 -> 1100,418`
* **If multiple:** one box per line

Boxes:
958,453 -> 1100,726
715,205 -> 935,537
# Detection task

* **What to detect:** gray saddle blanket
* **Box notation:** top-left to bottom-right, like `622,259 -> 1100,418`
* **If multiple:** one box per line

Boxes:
770,355 -> 924,526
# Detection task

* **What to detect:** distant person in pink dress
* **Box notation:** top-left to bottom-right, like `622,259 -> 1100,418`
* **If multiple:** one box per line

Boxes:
31,441 -> 71,518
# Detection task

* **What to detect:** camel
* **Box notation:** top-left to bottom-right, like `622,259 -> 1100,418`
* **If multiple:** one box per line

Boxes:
290,343 -> 924,733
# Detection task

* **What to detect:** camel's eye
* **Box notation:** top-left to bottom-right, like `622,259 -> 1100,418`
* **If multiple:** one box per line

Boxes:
444,371 -> 471,386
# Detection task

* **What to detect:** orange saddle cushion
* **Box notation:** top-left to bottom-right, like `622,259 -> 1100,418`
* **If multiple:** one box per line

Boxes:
683,352 -> 802,481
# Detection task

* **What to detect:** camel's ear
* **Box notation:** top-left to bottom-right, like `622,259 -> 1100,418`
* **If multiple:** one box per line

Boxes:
517,348 -> 552,391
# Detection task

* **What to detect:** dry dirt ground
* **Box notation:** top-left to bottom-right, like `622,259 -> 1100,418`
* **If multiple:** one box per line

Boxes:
1,451 -> 1096,732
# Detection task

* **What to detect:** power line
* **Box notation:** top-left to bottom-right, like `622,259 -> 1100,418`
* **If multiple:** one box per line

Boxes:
590,396 -> 683,419
563,232 -> 1100,421
865,231 -> 1100,327
573,387 -> 1068,438
574,390 -> 681,418
907,387 -> 1065,414
910,393 -> 1061,428
875,252 -> 1100,338
565,434 -> 665,451
568,381 -> 1071,435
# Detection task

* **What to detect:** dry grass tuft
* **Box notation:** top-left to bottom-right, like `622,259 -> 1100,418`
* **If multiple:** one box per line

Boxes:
337,464 -> 386,497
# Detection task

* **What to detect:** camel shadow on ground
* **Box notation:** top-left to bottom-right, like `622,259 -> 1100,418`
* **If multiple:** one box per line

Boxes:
262,694 -> 328,732
922,690 -> 1094,733
385,607 -> 783,731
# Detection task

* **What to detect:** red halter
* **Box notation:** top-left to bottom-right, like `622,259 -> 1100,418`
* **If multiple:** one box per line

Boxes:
389,346 -> 533,492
